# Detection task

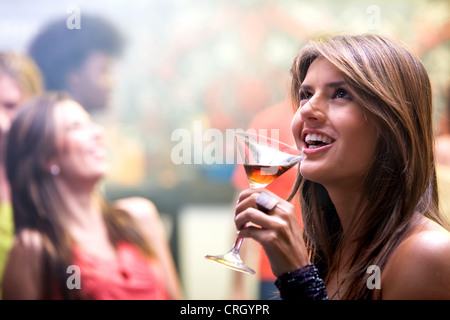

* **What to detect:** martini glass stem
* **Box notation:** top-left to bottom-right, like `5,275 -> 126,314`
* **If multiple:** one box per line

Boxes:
232,224 -> 246,252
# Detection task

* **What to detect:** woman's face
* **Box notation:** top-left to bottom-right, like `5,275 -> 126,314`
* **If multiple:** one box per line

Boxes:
291,57 -> 378,189
0,74 -> 24,135
52,100 -> 108,183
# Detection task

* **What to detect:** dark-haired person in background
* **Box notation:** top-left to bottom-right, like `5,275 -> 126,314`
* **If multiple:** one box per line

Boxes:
29,15 -> 123,114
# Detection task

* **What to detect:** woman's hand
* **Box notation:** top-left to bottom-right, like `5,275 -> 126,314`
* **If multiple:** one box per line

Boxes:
234,188 -> 310,277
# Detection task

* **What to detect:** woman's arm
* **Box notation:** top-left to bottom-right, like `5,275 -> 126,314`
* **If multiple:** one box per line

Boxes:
2,229 -> 45,299
115,197 -> 184,300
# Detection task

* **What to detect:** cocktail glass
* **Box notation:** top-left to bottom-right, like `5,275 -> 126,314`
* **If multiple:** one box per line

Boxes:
205,132 -> 305,274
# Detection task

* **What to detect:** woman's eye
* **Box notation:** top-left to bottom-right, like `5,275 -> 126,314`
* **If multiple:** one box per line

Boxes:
333,88 -> 350,99
298,91 -> 312,108
4,103 -> 18,110
300,90 -> 312,101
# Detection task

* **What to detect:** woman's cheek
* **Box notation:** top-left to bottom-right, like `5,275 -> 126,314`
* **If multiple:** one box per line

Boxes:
291,112 -> 303,150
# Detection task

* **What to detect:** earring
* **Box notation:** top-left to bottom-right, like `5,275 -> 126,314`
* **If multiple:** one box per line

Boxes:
50,164 -> 60,176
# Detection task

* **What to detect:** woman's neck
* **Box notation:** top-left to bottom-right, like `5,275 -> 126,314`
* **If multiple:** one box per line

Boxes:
55,178 -> 116,258
54,178 -> 103,233
322,183 -> 364,299
324,181 -> 365,240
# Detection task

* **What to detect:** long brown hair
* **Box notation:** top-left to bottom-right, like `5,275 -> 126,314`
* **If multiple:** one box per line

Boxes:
288,34 -> 449,299
6,92 -> 154,299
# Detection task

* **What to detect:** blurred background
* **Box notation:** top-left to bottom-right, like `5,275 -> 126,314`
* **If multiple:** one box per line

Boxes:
1,0 -> 449,299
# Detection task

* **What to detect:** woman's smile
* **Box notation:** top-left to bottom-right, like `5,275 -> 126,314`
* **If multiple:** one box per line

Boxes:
302,129 -> 336,155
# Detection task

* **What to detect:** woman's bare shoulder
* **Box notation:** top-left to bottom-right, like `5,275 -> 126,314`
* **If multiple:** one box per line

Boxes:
382,218 -> 450,299
114,196 -> 159,223
113,197 -> 166,241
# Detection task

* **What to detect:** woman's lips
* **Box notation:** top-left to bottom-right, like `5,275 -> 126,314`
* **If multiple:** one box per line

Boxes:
301,130 -> 336,155
89,145 -> 106,160
302,140 -> 334,155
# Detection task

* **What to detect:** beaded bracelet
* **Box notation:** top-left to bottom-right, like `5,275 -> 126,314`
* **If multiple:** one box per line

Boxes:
274,264 -> 329,300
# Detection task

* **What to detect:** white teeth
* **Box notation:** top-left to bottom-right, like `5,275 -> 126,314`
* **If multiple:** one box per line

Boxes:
305,133 -> 333,145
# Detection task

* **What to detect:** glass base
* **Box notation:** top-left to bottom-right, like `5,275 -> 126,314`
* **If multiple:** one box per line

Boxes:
205,250 -> 255,275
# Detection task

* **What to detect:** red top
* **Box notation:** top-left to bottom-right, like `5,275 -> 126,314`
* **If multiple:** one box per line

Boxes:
71,242 -> 169,300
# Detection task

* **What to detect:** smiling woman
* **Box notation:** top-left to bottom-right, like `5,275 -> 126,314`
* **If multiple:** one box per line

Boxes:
234,34 -> 450,300
3,93 -> 183,300
50,99 -> 108,186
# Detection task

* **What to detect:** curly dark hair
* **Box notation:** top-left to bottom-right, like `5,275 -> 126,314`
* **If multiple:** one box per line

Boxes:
29,15 -> 124,91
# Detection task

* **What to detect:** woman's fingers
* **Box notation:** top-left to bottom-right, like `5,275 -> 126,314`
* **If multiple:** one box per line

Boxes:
235,207 -> 275,230
234,188 -> 309,276
237,225 -> 272,244
235,189 -> 292,229
236,188 -> 265,204
236,189 -> 282,214
236,204 -> 309,277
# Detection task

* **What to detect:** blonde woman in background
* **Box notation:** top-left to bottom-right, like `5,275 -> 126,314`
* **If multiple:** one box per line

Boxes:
0,52 -> 43,298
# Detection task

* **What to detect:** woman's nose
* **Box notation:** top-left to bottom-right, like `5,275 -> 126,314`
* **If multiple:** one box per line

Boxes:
299,95 -> 326,123
91,123 -> 105,140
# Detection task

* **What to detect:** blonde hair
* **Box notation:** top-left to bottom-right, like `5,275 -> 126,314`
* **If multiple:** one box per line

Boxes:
0,52 -> 43,98
289,34 -> 448,299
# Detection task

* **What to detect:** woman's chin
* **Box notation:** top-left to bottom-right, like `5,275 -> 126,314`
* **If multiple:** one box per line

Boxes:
300,163 -> 326,183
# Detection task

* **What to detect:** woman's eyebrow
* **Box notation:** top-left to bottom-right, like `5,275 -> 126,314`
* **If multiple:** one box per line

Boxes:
300,81 -> 347,91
